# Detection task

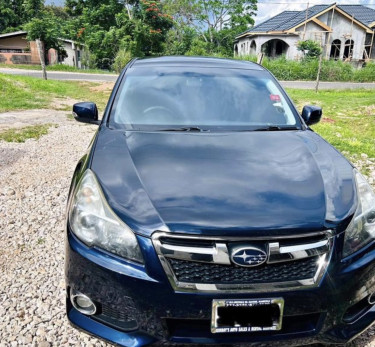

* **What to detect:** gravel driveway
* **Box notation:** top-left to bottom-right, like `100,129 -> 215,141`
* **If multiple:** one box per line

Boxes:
0,114 -> 107,346
0,111 -> 374,346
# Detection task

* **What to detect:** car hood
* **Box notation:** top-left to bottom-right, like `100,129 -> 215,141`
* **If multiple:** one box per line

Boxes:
91,128 -> 356,237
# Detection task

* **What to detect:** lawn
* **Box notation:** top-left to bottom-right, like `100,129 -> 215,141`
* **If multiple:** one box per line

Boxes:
0,73 -> 112,113
0,63 -> 114,75
287,88 -> 375,161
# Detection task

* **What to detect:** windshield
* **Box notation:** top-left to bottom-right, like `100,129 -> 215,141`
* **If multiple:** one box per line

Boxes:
110,67 -> 301,131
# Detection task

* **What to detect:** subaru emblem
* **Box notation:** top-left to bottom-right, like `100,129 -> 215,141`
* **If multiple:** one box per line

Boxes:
231,246 -> 267,267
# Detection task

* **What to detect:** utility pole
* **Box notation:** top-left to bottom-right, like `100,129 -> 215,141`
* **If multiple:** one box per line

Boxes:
315,38 -> 323,93
36,39 -> 47,80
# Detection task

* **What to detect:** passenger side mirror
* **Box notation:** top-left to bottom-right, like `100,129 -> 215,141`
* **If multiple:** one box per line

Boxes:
301,105 -> 322,126
73,102 -> 100,125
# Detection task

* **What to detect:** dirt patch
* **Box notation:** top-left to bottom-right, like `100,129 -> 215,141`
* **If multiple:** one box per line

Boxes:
321,117 -> 335,123
50,97 -> 80,111
362,105 -> 375,116
89,82 -> 115,92
0,109 -> 71,131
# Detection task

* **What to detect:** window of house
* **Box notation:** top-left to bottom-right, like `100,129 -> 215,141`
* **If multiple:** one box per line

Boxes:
330,39 -> 341,60
343,40 -> 354,60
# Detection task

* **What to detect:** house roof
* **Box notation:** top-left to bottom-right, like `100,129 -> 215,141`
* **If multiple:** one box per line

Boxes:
337,5 -> 375,27
0,31 -> 83,46
244,4 -> 333,34
244,11 -> 299,33
238,3 -> 375,38
0,31 -> 27,39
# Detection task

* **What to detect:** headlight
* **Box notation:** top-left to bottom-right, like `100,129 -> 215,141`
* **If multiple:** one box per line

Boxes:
68,169 -> 143,263
343,170 -> 375,257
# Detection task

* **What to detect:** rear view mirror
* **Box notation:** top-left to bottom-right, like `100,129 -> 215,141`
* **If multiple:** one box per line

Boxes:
73,102 -> 100,125
301,105 -> 322,126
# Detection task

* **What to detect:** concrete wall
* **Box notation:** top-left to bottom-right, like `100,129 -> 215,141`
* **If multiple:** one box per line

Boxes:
29,41 -> 41,64
61,41 -> 76,67
320,9 -> 367,60
0,53 -> 32,64
0,37 -> 40,65
59,41 -> 84,67
235,35 -> 300,60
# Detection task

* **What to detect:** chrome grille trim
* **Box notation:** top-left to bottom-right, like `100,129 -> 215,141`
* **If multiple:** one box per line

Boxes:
152,231 -> 333,293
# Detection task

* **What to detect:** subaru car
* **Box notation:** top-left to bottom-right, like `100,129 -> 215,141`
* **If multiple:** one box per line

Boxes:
65,57 -> 375,346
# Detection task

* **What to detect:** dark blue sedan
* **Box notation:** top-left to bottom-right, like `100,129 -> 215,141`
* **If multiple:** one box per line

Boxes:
65,57 -> 375,346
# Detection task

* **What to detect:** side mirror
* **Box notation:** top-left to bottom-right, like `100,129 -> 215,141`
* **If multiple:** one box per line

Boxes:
73,102 -> 100,125
301,105 -> 322,126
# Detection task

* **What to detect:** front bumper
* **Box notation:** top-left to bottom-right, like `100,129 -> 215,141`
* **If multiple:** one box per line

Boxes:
65,230 -> 375,346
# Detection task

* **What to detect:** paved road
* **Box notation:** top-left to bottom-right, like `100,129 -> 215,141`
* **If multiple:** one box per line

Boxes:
281,80 -> 375,90
1,67 -> 375,89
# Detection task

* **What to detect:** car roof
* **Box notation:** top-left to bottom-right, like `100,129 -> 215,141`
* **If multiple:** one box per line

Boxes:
131,56 -> 264,71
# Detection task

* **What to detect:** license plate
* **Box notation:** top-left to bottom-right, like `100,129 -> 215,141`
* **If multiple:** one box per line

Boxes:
211,298 -> 284,334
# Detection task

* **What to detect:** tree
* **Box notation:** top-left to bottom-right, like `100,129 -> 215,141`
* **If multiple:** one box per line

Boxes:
163,0 -> 257,56
45,4 -> 70,21
0,0 -> 25,33
23,0 -> 44,18
24,0 -> 66,79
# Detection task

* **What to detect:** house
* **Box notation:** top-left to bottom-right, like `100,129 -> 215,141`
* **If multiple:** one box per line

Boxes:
0,31 -> 85,67
235,4 -> 375,62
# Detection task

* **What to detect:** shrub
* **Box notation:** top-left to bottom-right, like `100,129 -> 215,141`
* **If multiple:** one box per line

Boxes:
297,40 -> 322,59
112,50 -> 133,73
354,62 -> 375,82
235,55 -> 375,82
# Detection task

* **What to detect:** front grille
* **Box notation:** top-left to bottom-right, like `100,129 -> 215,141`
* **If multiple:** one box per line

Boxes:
168,256 -> 318,284
152,231 -> 332,292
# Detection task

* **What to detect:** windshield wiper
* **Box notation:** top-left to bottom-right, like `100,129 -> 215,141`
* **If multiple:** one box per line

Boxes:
253,126 -> 299,131
159,126 -> 209,132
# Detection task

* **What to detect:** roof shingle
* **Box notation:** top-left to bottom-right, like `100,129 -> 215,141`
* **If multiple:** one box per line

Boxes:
338,5 -> 375,26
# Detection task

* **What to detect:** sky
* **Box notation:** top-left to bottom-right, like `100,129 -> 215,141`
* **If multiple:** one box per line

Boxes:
45,0 -> 375,26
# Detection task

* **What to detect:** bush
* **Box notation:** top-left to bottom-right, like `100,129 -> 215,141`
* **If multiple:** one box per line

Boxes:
235,55 -> 375,82
354,62 -> 375,82
297,40 -> 322,59
112,50 -> 132,73
320,59 -> 353,82
81,51 -> 97,70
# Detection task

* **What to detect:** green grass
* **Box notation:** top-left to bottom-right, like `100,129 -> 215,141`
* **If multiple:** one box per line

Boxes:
0,63 -> 114,74
0,73 -> 112,112
238,56 -> 375,82
286,88 -> 375,159
0,124 -> 56,142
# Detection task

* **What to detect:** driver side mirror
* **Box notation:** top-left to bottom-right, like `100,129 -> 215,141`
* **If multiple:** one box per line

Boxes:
301,105 -> 322,126
73,102 -> 100,125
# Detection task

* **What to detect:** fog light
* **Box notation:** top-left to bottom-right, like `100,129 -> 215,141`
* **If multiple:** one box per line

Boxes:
368,292 -> 375,305
70,288 -> 97,315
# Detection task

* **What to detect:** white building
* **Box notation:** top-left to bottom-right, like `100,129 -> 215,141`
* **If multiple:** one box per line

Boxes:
48,39 -> 85,68
0,30 -> 85,67
235,4 -> 375,61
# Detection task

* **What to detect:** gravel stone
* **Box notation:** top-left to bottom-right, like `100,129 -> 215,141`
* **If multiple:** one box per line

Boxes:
0,113 -> 109,346
0,110 -> 374,347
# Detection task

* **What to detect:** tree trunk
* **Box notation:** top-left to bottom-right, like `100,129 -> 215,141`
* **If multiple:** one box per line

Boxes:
36,39 -> 47,80
124,1 -> 132,19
